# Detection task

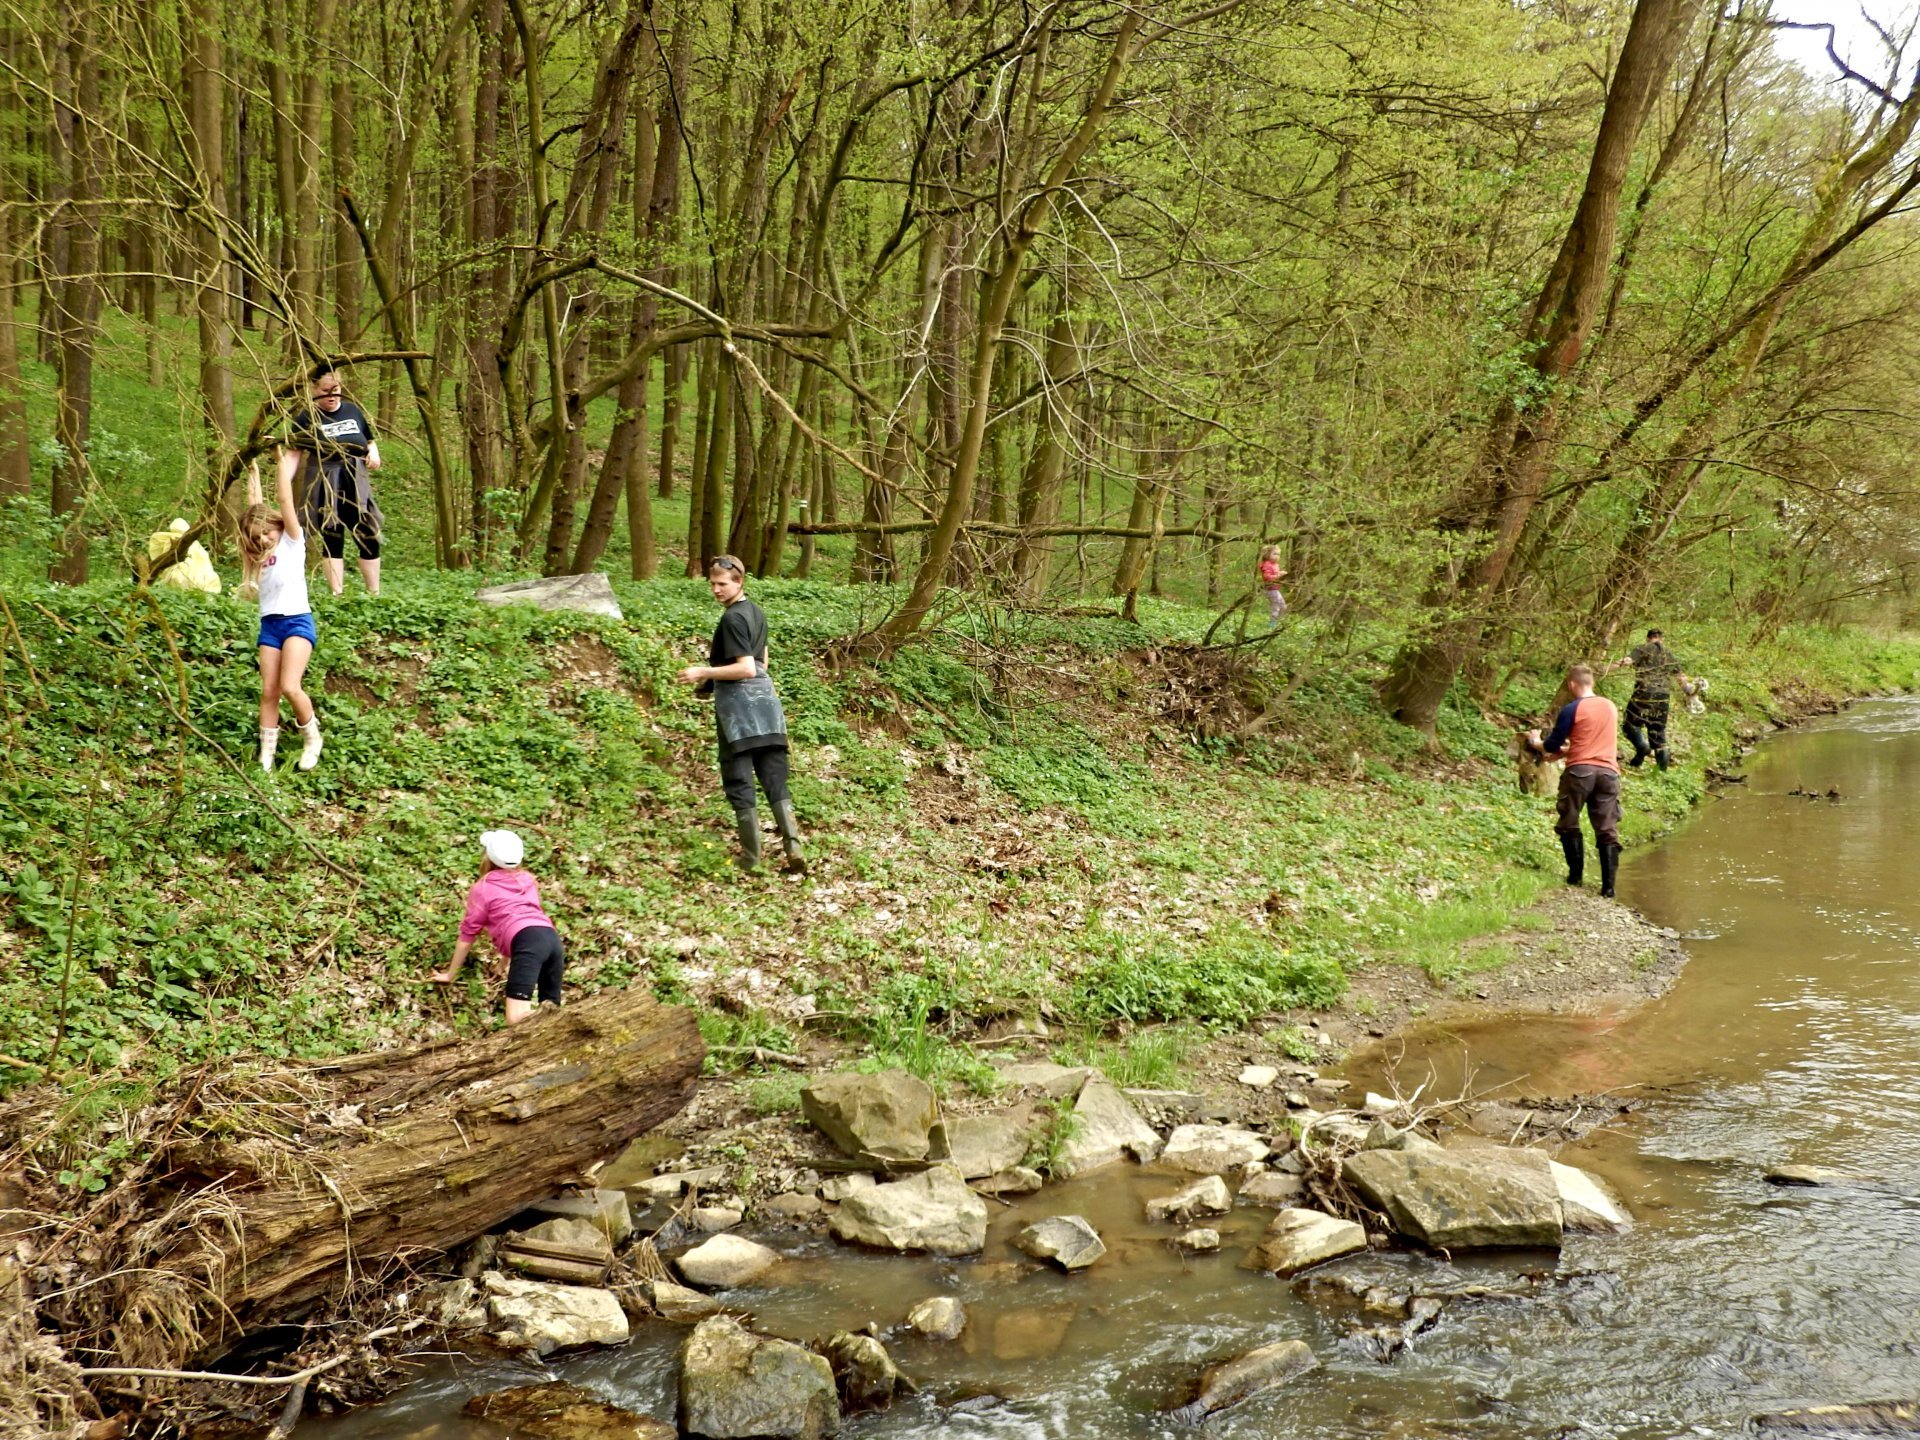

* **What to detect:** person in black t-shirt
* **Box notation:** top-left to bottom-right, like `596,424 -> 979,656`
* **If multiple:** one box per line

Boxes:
675,556 -> 807,873
278,365 -> 386,597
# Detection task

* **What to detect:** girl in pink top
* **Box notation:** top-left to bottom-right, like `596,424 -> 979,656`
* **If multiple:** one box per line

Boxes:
430,829 -> 563,1025
1257,545 -> 1288,628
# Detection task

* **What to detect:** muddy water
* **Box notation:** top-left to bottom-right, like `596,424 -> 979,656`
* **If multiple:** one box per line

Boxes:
303,700 -> 1920,1439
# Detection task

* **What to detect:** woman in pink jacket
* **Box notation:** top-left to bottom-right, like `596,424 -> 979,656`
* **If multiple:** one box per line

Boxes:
429,829 -> 564,1025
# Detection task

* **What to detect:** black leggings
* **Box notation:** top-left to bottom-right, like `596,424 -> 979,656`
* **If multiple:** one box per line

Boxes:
504,925 -> 564,1003
720,743 -> 791,812
312,482 -> 382,560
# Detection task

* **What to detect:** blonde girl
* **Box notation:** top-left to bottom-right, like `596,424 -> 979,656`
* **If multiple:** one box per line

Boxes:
237,459 -> 322,771
1257,544 -> 1288,628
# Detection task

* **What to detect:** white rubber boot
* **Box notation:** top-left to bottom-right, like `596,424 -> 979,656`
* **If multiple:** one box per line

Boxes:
259,727 -> 280,772
296,717 -> 323,771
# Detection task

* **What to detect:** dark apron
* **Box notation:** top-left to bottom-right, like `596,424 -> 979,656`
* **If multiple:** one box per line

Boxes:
301,455 -> 383,537
714,661 -> 788,754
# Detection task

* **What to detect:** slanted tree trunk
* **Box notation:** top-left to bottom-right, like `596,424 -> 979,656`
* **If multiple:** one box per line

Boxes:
48,988 -> 702,1369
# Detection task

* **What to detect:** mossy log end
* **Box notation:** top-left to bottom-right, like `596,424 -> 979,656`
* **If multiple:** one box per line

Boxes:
118,988 -> 703,1363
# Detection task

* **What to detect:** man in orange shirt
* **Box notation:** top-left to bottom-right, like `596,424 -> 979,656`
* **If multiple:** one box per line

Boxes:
1528,663 -> 1623,899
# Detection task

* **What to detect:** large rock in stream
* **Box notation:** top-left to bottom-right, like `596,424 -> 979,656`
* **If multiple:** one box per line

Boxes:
1245,1207 -> 1367,1275
680,1315 -> 840,1439
1052,1077 -> 1163,1177
483,1273 -> 630,1354
1014,1215 -> 1106,1271
465,1382 -> 674,1438
829,1165 -> 988,1254
1171,1338 -> 1318,1421
1343,1147 -> 1562,1250
801,1071 -> 938,1162
1550,1161 -> 1633,1234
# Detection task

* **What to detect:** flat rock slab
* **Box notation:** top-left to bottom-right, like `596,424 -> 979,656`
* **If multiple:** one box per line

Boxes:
971,1166 -> 1043,1197
464,1382 -> 673,1439
934,1112 -> 1034,1178
830,1166 -> 988,1255
1015,1215 -> 1106,1271
1053,1078 -> 1163,1178
1550,1161 -> 1633,1234
1174,1338 -> 1317,1421
649,1281 -> 721,1322
678,1234 -> 780,1289
523,1189 -> 633,1246
512,1214 -> 613,1258
680,1315 -> 840,1440
993,1063 -> 1094,1099
1146,1174 -> 1231,1225
802,1071 -> 938,1163
1239,1066 -> 1280,1088
1237,1171 -> 1306,1208
476,572 -> 624,619
1245,1207 -> 1366,1275
1765,1164 -> 1874,1187
1343,1147 -> 1562,1250
1173,1228 -> 1221,1253
1161,1124 -> 1270,1174
484,1274 -> 630,1355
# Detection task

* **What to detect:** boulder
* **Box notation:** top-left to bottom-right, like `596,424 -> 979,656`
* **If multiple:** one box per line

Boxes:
819,1331 -> 906,1411
819,1174 -> 877,1202
760,1193 -> 825,1221
483,1274 -> 630,1355
829,1166 -> 988,1255
971,1166 -> 1043,1197
680,1316 -> 840,1440
1245,1208 -> 1366,1276
801,1071 -> 938,1163
1014,1216 -> 1106,1271
1172,1338 -> 1317,1421
1550,1162 -> 1633,1234
992,1062 -> 1094,1099
1237,1172 -> 1306,1208
678,1234 -> 780,1289
906,1296 -> 967,1341
692,1207 -> 745,1233
512,1215 -> 614,1259
933,1113 -> 1032,1179
1343,1148 -> 1562,1250
1238,1065 -> 1280,1089
1161,1124 -> 1270,1174
649,1281 -> 721,1323
1052,1078 -> 1163,1178
1173,1228 -> 1221,1253
522,1189 -> 634,1246
464,1382 -> 673,1439
1145,1175 -> 1232,1225
476,572 -> 625,619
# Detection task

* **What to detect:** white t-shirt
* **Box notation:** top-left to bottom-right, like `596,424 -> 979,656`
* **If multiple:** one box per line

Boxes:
257,531 -> 310,617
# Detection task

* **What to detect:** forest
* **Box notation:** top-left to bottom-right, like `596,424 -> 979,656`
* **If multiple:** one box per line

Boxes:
2,0 -> 1918,724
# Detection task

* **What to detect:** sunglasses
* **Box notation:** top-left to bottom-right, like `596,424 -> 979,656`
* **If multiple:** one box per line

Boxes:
710,556 -> 745,574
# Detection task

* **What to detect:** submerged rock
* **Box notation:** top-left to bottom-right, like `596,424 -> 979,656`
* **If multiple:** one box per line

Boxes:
1550,1161 -> 1633,1234
1173,1227 -> 1221,1253
1146,1174 -> 1232,1225
1245,1207 -> 1366,1276
1765,1164 -> 1872,1187
830,1166 -> 988,1255
801,1071 -> 938,1163
483,1274 -> 630,1355
464,1382 -> 673,1439
1342,1147 -> 1562,1250
819,1331 -> 907,1411
991,1305 -> 1078,1361
1014,1215 -> 1106,1271
678,1234 -> 780,1289
1053,1078 -> 1163,1177
1753,1400 -> 1920,1434
680,1315 -> 840,1439
907,1295 -> 968,1341
648,1281 -> 722,1323
1171,1338 -> 1317,1421
1160,1124 -> 1270,1174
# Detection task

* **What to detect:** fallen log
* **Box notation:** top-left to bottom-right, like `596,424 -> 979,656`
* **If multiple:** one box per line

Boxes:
28,986 -> 701,1374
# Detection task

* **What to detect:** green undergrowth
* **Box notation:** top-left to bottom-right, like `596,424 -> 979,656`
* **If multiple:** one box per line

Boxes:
3,566 -> 1917,1172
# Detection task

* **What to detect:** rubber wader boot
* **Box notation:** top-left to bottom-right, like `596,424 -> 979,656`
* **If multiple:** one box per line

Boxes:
734,808 -> 763,872
773,799 -> 807,874
259,727 -> 279,772
1599,844 -> 1622,899
1655,748 -> 1671,772
1559,830 -> 1585,887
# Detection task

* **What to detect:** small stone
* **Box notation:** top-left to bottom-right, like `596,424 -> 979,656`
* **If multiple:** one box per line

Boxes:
1238,1065 -> 1280,1089
971,1166 -> 1044,1197
1237,1171 -> 1306,1208
1014,1215 -> 1106,1271
1284,1090 -> 1313,1109
511,1215 -> 613,1259
464,1382 -> 673,1439
1173,1228 -> 1220,1253
819,1173 -> 878,1202
483,1274 -> 630,1355
677,1234 -> 780,1289
692,1207 -> 745,1233
760,1192 -> 825,1221
1310,1077 -> 1351,1094
648,1281 -> 721,1322
1145,1175 -> 1232,1225
907,1296 -> 967,1341
820,1331 -> 904,1411
1361,1092 -> 1408,1117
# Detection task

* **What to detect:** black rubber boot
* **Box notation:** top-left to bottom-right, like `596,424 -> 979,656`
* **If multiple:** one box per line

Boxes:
773,799 -> 808,874
1655,748 -> 1670,772
734,808 -> 763,872
1559,830 -> 1584,887
1599,843 -> 1621,899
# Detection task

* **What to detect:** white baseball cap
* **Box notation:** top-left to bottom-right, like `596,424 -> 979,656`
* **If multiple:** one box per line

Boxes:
480,829 -> 524,868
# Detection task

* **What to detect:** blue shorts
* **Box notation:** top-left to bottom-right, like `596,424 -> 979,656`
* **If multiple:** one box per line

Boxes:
258,613 -> 318,650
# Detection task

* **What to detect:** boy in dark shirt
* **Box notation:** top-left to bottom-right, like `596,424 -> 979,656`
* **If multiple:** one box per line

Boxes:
675,556 -> 807,873
1618,628 -> 1689,770
279,366 -> 385,597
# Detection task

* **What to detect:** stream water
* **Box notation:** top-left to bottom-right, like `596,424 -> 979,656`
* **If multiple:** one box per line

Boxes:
302,699 -> 1920,1439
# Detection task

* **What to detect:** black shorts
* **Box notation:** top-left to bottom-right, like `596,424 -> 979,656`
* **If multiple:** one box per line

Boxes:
504,925 -> 564,1004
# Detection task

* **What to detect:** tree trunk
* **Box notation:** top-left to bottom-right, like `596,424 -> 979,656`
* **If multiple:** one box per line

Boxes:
0,155 -> 30,498
48,6 -> 100,586
45,988 -> 702,1370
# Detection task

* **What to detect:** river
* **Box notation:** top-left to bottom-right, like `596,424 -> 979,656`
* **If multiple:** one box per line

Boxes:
302,699 -> 1920,1438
